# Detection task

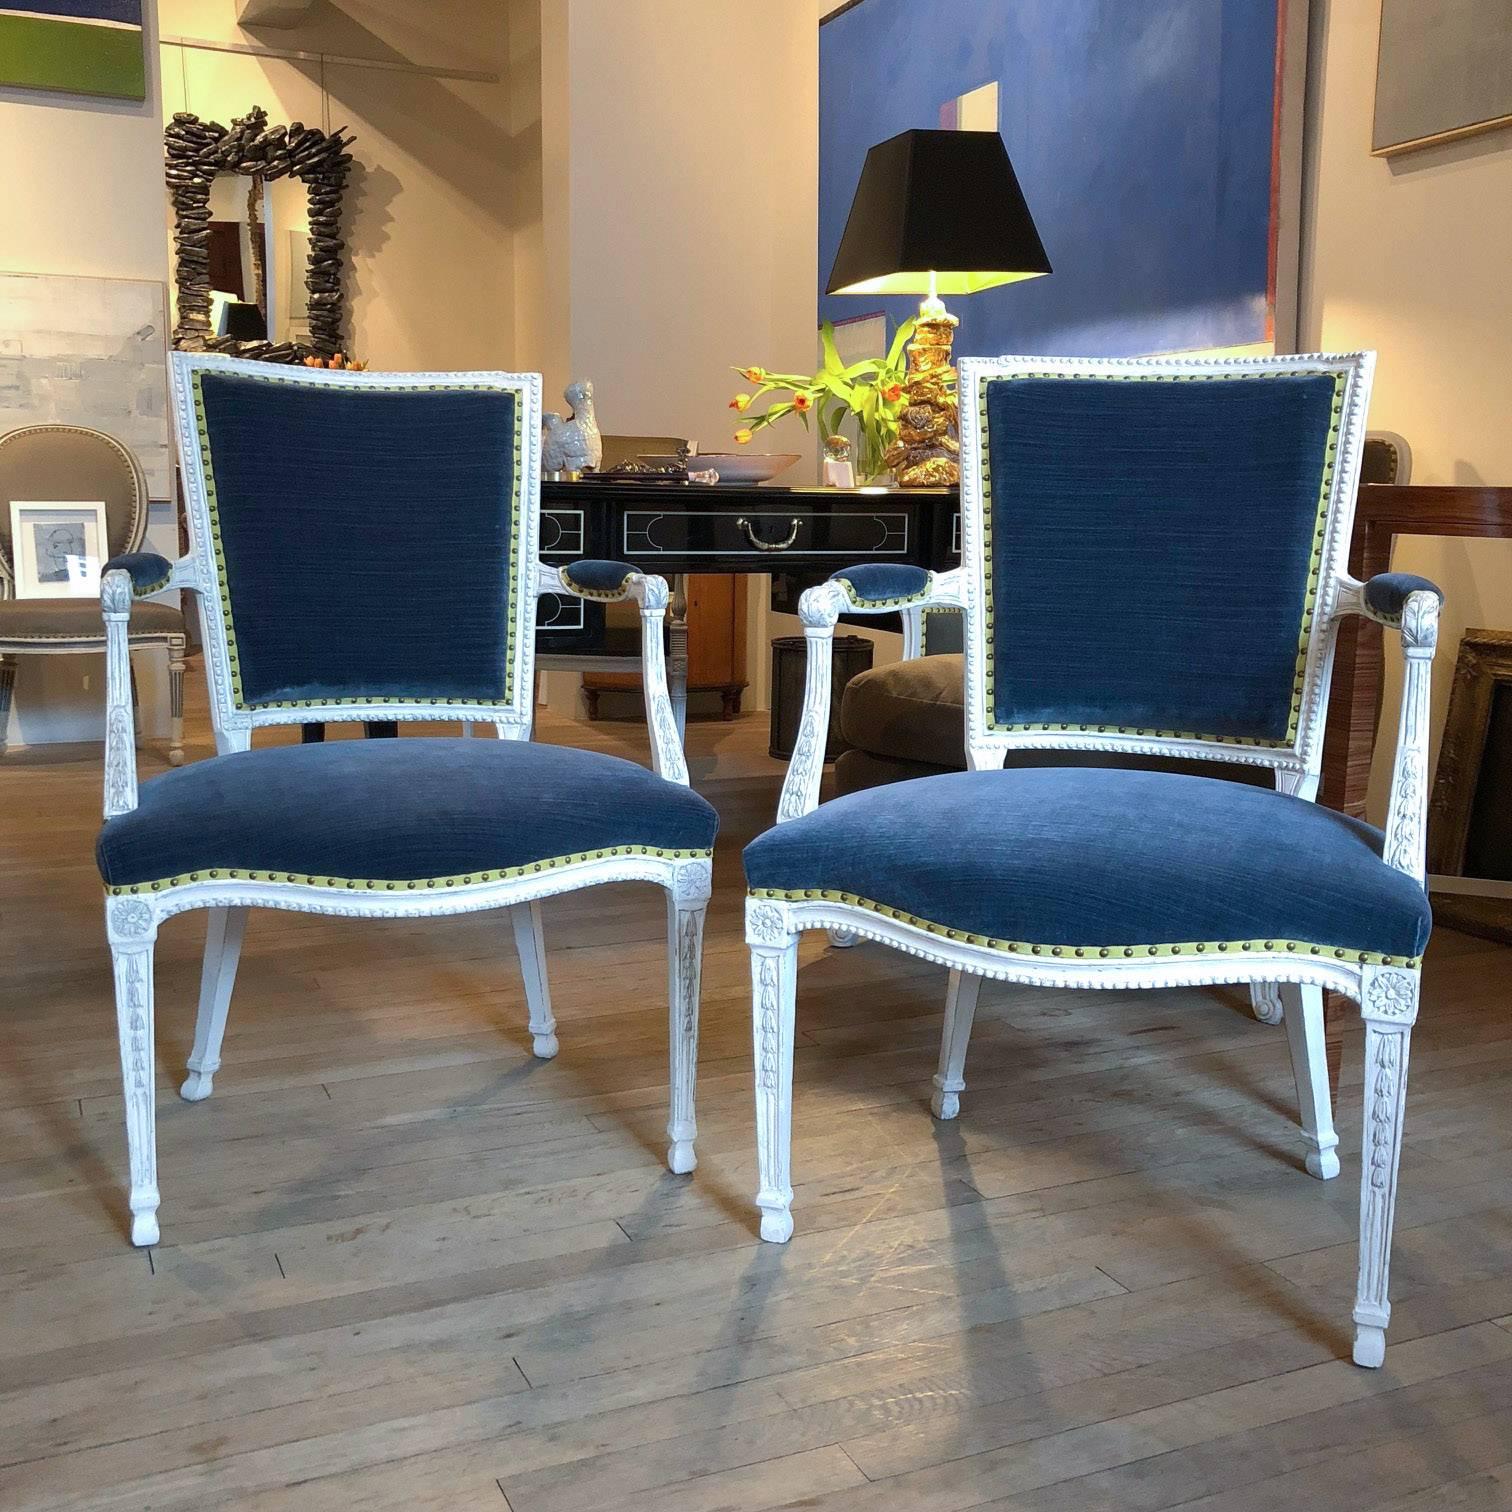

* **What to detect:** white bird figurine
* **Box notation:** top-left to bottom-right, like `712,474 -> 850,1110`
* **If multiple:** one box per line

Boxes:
541,379 -> 602,474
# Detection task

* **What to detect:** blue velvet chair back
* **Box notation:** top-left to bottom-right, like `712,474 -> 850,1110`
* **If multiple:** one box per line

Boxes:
169,354 -> 542,744
957,353 -> 1373,785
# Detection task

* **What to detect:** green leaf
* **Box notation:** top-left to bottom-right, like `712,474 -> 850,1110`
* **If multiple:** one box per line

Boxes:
820,321 -> 845,376
886,316 -> 916,371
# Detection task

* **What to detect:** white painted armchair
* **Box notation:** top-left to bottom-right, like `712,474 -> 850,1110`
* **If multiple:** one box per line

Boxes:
742,351 -> 1443,1368
97,354 -> 715,1247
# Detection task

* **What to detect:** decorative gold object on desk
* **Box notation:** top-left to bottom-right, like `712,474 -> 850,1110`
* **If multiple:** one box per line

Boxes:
887,309 -> 960,487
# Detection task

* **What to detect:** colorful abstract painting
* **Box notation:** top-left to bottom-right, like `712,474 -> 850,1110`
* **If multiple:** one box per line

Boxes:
0,0 -> 145,100
820,0 -> 1288,360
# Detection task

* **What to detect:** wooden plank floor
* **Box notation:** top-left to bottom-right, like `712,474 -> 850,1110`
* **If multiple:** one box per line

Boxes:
2,694 -> 1511,1510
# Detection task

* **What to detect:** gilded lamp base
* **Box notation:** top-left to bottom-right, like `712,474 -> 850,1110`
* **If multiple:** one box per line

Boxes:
886,307 -> 960,488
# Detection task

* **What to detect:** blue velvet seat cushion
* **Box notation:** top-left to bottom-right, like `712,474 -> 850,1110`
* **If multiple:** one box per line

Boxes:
745,768 -> 1431,962
98,738 -> 717,888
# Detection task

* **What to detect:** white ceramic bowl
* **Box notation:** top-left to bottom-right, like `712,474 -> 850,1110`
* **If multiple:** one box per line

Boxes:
689,452 -> 801,484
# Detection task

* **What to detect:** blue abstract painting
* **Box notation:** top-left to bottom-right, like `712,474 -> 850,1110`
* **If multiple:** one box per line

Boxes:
819,0 -> 1283,359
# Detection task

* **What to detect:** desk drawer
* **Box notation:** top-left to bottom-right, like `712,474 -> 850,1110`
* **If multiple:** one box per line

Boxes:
622,506 -> 911,561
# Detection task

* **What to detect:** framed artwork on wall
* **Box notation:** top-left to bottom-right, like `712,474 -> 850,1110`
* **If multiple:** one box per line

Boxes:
0,272 -> 170,500
8,501 -> 107,599
1373,0 -> 1512,156
0,1 -> 146,100
819,0 -> 1309,359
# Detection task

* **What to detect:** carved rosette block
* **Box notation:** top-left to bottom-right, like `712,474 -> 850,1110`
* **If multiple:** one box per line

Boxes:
166,108 -> 356,363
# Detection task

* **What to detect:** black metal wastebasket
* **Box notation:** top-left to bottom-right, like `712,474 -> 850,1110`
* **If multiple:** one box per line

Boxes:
768,635 -> 874,761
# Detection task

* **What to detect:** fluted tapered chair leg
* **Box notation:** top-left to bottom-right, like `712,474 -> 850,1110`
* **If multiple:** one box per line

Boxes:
107,904 -> 160,1246
1353,966 -> 1418,1367
751,927 -> 798,1242
511,900 -> 557,1058
931,969 -> 982,1120
666,894 -> 705,1174
182,905 -> 247,1101
1282,982 -> 1340,1179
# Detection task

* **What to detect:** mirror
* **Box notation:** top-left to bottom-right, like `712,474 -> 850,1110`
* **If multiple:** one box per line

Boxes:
166,106 -> 354,364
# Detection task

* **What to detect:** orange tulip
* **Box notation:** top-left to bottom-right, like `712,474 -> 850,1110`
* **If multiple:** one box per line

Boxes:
883,383 -> 905,403
742,366 -> 766,382
734,428 -> 753,445
730,393 -> 751,412
792,392 -> 812,412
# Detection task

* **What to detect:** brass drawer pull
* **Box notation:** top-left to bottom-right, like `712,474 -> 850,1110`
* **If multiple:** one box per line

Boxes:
736,516 -> 801,552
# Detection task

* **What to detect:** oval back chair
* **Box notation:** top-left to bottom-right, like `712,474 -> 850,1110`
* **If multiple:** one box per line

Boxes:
0,424 -> 186,762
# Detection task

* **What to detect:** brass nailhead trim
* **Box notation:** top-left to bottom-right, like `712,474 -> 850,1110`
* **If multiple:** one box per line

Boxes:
107,845 -> 712,896
747,888 -> 1418,970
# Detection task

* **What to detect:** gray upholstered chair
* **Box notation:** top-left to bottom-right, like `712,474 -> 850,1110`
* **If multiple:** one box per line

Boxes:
835,430 -> 1414,794
0,425 -> 186,764
97,355 -> 715,1247
744,353 -> 1443,1370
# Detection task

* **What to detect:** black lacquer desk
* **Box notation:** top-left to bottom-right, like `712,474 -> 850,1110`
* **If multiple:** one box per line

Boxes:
536,480 -> 960,715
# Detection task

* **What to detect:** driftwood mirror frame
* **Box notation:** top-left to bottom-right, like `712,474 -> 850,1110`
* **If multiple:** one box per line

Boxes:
165,105 -> 355,363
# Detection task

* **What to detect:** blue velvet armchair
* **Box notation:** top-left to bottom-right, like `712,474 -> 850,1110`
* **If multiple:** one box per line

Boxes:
98,354 -> 716,1247
743,352 -> 1442,1369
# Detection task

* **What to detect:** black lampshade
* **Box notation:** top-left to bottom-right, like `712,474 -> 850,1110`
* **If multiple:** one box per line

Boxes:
827,128 -> 1051,298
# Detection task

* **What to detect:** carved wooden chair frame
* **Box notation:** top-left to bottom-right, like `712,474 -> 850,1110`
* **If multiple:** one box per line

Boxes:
101,353 -> 709,1248
749,351 -> 1443,1369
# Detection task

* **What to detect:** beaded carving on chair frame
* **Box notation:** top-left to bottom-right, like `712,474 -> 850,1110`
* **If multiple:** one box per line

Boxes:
748,351 -> 1446,1370
98,353 -> 710,1250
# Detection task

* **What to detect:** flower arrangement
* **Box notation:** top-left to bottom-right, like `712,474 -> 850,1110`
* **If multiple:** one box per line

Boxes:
302,352 -> 368,371
731,318 -> 917,482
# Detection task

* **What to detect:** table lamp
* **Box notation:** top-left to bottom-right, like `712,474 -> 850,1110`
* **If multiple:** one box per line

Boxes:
827,128 -> 1051,486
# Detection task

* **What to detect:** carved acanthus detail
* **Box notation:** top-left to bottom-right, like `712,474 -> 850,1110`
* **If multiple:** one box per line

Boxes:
1367,1030 -> 1401,1191
1384,750 -> 1424,872
678,910 -> 701,1034
757,953 -> 781,1091
797,580 -> 847,629
779,715 -> 821,820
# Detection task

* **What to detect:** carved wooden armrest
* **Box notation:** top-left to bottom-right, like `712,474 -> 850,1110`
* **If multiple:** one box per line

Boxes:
776,567 -> 967,822
535,559 -> 689,786
101,569 -> 141,819
1337,574 -> 1443,884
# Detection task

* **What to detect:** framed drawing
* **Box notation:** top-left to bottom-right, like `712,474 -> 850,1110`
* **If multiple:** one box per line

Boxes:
8,502 -> 108,599
0,1 -> 146,100
1374,0 -> 1512,156
819,0 -> 1309,359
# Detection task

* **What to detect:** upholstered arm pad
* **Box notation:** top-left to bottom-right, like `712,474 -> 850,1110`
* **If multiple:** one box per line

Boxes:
558,559 -> 643,601
104,552 -> 174,596
1362,572 -> 1444,623
829,564 -> 934,608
